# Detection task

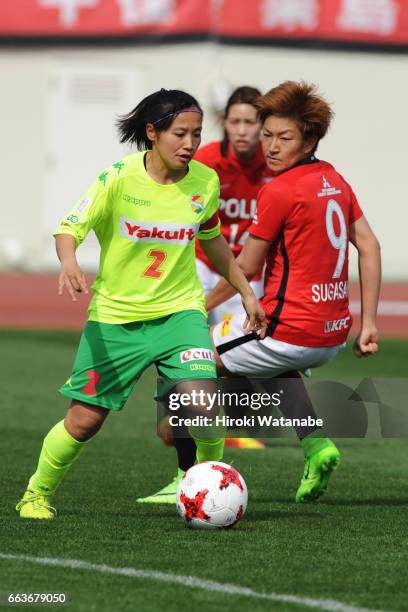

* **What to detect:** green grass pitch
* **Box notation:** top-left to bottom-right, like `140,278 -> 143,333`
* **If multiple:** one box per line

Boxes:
0,330 -> 407,612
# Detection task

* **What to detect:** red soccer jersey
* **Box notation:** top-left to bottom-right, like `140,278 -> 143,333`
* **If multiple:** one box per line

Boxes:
194,141 -> 272,272
249,158 -> 363,347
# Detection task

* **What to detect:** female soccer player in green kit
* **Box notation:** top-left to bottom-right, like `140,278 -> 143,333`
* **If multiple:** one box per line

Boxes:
16,89 -> 266,519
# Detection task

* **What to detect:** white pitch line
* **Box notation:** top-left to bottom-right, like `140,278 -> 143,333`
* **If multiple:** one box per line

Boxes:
0,553 -> 384,612
349,300 -> 408,316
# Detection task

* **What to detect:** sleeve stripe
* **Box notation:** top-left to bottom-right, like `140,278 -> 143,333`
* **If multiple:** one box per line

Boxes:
200,211 -> 219,231
197,220 -> 221,241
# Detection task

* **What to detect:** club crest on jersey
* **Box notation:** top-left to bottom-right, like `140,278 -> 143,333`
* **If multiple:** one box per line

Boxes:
318,175 -> 342,198
190,194 -> 204,214
120,217 -> 199,244
180,348 -> 215,363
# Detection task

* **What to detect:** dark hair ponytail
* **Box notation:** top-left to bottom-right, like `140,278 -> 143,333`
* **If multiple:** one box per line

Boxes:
117,89 -> 203,150
221,85 -> 262,156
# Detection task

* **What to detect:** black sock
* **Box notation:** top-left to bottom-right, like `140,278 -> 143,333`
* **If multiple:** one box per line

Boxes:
158,390 -> 197,472
173,431 -> 197,471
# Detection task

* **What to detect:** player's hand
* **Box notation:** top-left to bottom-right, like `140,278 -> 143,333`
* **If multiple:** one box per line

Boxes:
58,259 -> 88,302
353,325 -> 379,358
242,294 -> 267,339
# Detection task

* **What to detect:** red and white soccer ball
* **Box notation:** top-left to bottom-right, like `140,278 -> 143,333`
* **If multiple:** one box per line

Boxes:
176,461 -> 248,529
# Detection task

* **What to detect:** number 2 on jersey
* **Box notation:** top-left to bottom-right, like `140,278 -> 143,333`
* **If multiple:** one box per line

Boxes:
143,249 -> 167,279
326,199 -> 347,278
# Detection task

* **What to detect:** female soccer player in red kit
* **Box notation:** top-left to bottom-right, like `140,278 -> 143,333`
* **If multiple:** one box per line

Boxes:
195,86 -> 272,325
208,81 -> 381,503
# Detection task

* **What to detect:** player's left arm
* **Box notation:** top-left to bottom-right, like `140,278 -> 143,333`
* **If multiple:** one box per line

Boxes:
202,235 -> 270,311
200,234 -> 267,337
349,215 -> 381,358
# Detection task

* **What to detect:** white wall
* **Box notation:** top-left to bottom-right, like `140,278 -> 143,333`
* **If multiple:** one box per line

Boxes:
0,43 -> 406,277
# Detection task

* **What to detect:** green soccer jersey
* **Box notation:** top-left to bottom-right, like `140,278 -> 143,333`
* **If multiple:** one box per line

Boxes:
54,152 -> 221,323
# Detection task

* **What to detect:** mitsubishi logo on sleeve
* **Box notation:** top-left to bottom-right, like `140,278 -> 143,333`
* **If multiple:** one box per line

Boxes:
318,175 -> 342,198
323,176 -> 331,189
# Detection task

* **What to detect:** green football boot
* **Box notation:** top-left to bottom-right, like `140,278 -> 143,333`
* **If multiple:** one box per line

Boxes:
137,469 -> 185,504
296,436 -> 340,503
16,489 -> 56,519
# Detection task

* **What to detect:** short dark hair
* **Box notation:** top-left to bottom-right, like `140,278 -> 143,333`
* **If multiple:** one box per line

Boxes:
221,85 -> 262,156
257,81 -> 334,146
117,89 -> 203,150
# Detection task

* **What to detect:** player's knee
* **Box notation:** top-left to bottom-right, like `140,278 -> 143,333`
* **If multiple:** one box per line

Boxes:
65,401 -> 109,442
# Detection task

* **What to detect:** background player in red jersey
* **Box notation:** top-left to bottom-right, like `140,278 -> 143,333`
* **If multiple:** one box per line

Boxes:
207,81 -> 381,503
195,86 -> 273,452
195,86 -> 271,326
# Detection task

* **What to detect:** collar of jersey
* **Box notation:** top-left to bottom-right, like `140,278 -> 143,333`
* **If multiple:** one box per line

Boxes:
292,155 -> 320,169
140,151 -> 192,188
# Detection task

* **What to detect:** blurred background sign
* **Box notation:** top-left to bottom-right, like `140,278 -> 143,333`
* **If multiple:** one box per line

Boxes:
0,0 -> 407,281
1,0 -> 407,48
219,0 -> 408,46
0,0 -> 210,38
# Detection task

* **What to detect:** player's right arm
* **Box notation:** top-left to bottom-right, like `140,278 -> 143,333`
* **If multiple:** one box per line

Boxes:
56,234 -> 88,302
54,170 -> 113,301
349,215 -> 381,358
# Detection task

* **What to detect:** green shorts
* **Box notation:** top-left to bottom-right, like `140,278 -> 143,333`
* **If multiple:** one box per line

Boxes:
59,310 -> 216,411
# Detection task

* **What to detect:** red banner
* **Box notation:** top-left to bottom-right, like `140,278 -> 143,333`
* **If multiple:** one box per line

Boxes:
0,0 -> 210,36
1,0 -> 407,46
219,0 -> 408,45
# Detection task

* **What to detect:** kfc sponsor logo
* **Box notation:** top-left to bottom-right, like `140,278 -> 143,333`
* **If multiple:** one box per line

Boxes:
180,349 -> 215,363
324,316 -> 351,333
120,217 -> 199,244
312,281 -> 349,303
220,198 -> 257,219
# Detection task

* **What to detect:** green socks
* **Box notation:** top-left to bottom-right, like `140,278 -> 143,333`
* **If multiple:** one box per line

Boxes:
28,420 -> 85,495
301,431 -> 334,458
194,436 -> 225,463
176,467 -> 185,479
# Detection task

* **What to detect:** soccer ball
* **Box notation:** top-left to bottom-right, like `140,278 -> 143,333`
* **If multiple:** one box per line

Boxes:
176,461 -> 248,529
